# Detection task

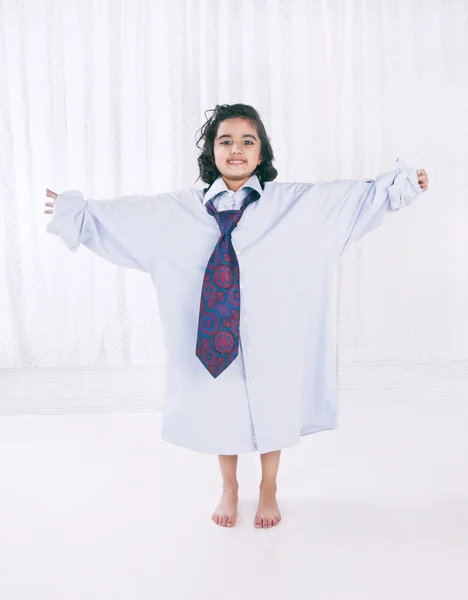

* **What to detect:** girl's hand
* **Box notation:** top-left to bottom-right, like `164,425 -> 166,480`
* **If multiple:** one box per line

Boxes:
416,169 -> 429,192
44,188 -> 58,214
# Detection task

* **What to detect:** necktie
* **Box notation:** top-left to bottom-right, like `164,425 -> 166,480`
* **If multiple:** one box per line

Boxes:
195,187 -> 260,378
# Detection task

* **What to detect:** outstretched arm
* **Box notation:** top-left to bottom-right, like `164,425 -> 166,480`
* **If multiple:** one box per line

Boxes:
318,158 -> 429,257
45,188 -> 170,273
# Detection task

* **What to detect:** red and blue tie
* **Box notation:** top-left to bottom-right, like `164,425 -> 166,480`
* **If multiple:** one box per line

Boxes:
195,187 -> 260,378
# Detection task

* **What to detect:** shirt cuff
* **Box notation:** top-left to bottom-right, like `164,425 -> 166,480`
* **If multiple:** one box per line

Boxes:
387,157 -> 423,211
45,189 -> 87,252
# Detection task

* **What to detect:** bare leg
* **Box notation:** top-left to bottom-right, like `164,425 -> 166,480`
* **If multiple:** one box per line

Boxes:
255,450 -> 282,528
212,454 -> 239,527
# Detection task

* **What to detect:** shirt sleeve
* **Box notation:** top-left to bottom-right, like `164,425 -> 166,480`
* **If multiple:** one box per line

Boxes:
318,157 -> 424,257
46,189 -> 168,273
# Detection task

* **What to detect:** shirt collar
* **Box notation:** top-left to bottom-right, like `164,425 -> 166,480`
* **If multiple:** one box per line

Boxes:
202,173 -> 263,206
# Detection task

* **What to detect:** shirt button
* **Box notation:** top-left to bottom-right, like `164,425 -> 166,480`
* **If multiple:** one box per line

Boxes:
253,436 -> 257,443
240,283 -> 244,289
244,316 -> 248,321
236,249 -> 241,255
251,381 -> 255,386
247,348 -> 252,354
402,173 -> 408,178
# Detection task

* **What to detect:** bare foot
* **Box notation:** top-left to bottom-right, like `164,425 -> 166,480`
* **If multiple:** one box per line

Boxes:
254,481 -> 281,528
212,484 -> 239,527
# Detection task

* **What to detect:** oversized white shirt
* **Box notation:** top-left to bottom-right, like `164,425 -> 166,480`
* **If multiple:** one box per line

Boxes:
46,158 -> 424,455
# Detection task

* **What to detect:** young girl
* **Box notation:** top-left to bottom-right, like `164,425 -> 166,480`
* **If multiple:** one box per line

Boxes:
45,103 -> 429,529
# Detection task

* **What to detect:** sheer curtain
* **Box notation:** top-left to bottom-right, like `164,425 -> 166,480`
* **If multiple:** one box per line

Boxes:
0,0 -> 466,412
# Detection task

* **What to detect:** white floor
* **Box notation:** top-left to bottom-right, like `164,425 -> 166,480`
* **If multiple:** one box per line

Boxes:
0,400 -> 467,600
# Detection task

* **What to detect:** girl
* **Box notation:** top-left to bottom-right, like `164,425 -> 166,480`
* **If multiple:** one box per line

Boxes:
45,103 -> 429,529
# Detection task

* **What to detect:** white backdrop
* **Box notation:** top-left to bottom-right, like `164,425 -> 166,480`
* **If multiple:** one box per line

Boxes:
1,0 -> 466,412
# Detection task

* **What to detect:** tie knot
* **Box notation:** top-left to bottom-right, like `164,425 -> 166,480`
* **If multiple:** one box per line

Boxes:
204,188 -> 260,235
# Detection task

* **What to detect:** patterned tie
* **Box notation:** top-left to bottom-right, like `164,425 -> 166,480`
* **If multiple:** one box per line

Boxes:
195,187 -> 261,378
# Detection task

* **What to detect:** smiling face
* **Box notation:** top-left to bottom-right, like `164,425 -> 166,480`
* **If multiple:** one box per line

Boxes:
213,117 -> 262,191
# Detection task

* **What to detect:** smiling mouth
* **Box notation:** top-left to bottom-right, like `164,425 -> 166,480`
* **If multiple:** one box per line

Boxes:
227,160 -> 246,165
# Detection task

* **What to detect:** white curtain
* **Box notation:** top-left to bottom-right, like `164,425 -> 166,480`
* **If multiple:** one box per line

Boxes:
1,0 -> 466,412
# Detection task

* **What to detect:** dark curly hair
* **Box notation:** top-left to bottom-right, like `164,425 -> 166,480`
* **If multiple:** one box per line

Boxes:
194,103 -> 278,189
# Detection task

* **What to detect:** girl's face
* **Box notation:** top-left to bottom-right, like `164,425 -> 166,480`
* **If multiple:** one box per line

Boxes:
213,117 -> 262,186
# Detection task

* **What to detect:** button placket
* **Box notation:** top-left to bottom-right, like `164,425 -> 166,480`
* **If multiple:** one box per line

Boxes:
238,264 -> 256,447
